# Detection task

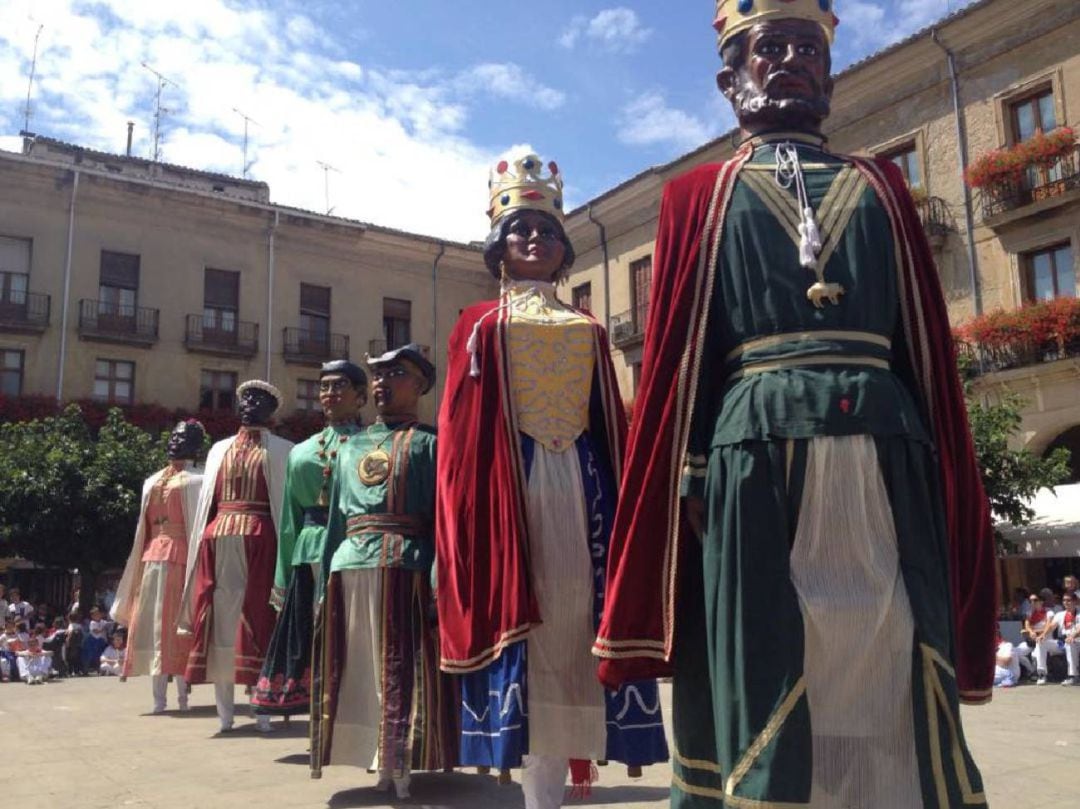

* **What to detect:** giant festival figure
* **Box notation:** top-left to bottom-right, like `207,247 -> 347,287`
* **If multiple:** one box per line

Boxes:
111,419 -> 205,714
436,156 -> 668,809
309,345 -> 457,798
252,360 -> 367,718
179,381 -> 294,733
595,2 -> 996,807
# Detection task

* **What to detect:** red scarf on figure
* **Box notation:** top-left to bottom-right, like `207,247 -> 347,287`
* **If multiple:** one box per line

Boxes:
592,150 -> 997,704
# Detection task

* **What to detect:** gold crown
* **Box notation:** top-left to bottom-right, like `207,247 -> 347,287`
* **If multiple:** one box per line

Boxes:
714,0 -> 838,49
487,154 -> 565,226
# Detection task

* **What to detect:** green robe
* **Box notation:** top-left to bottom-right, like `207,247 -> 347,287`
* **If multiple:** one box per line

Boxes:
673,139 -> 985,808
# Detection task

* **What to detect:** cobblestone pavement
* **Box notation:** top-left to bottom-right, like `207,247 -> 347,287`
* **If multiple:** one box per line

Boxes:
1,675 -> 1077,807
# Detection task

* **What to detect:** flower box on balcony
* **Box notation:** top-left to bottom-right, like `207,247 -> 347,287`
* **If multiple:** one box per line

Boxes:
955,296 -> 1080,375
965,127 -> 1076,189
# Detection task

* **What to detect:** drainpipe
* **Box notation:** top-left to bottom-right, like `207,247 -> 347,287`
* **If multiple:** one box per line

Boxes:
265,209 -> 279,381
931,29 -> 982,317
432,241 -> 445,412
586,204 -> 612,333
56,169 -> 79,403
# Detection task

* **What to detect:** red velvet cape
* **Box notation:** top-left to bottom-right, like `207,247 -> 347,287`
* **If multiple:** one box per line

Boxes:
593,150 -> 996,704
436,295 -> 626,673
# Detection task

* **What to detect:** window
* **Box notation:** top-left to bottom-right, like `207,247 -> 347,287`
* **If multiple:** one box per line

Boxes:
297,379 -> 320,412
199,370 -> 237,411
883,143 -> 922,190
0,349 -> 23,396
203,268 -> 239,340
300,283 -> 331,345
631,256 -> 652,331
0,237 -> 31,307
1022,243 -> 1075,303
93,359 -> 134,405
1009,87 -> 1057,144
99,251 -> 140,315
572,282 -> 592,314
383,298 -> 411,351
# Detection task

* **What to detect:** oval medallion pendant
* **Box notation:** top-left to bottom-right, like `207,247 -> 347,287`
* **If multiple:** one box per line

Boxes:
358,449 -> 391,486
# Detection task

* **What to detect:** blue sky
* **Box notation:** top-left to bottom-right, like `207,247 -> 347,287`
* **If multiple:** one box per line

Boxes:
0,1 -> 971,242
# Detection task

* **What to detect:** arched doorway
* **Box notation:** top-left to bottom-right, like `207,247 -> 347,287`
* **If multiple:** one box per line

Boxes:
1044,425 -> 1080,483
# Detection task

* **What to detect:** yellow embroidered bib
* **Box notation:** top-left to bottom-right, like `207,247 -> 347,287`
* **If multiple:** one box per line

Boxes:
506,283 -> 595,453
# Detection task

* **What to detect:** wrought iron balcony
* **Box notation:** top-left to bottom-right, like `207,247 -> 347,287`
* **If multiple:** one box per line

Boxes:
957,337 -> 1080,378
184,314 -> 259,358
366,340 -> 431,359
283,327 -> 349,365
914,195 -> 953,245
610,303 -> 648,348
77,299 -> 159,345
0,287 -> 50,334
980,146 -> 1080,221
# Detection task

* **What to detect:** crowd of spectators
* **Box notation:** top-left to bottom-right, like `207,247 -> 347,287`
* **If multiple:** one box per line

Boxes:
0,584 -> 126,684
996,574 -> 1080,687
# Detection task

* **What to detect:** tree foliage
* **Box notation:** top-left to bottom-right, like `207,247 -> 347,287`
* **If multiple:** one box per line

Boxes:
0,405 -> 166,612
965,386 -> 1071,530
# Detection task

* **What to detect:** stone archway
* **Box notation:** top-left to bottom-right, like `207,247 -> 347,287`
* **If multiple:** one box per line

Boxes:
1043,425 -> 1080,483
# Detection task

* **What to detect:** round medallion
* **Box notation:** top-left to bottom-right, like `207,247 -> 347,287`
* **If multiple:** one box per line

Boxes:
358,449 -> 391,486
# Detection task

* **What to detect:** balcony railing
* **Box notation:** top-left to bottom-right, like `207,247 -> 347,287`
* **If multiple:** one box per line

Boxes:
980,146 -> 1080,220
283,327 -> 349,364
367,340 -> 431,359
957,337 -> 1080,377
610,303 -> 648,348
0,288 -> 50,334
914,195 -> 953,243
184,314 -> 259,357
77,299 -> 159,345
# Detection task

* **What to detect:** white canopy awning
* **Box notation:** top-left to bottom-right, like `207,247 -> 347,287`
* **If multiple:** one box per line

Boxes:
997,482 -> 1080,558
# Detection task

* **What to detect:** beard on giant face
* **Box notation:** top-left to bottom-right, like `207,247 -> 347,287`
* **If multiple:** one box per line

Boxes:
732,70 -> 831,131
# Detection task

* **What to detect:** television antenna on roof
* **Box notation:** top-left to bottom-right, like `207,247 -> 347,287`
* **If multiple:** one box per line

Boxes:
316,160 -> 341,215
141,62 -> 179,163
23,23 -> 44,133
232,108 -> 259,179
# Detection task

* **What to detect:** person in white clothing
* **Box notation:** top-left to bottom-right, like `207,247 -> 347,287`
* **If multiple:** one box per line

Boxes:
1024,594 -> 1055,684
0,583 -> 9,619
1052,593 -> 1079,686
100,635 -> 126,676
16,636 -> 52,684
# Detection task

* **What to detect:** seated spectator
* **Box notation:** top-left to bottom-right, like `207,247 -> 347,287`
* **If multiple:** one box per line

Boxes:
6,588 -> 33,622
1064,575 -> 1079,599
99,634 -> 125,676
0,584 -> 8,619
0,617 -> 22,682
36,602 -> 54,628
1040,587 -> 1061,614
42,618 -> 68,677
16,636 -> 52,684
81,606 -> 109,674
1024,594 -> 1056,685
1053,592 -> 1080,687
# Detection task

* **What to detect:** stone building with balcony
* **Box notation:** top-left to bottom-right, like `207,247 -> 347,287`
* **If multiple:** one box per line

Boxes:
562,0 -> 1079,480
0,135 -> 495,424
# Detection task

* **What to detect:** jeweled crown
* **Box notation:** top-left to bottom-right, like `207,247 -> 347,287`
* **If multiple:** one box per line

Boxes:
714,0 -> 839,50
487,154 -> 564,226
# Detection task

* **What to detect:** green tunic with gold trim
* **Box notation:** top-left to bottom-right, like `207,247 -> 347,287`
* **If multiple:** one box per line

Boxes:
672,136 -> 986,808
310,420 -> 456,776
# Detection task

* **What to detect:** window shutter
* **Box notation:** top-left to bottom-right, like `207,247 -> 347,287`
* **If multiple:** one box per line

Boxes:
383,297 -> 411,319
204,269 -> 240,308
300,283 -> 331,315
0,237 -> 30,275
100,251 -> 140,288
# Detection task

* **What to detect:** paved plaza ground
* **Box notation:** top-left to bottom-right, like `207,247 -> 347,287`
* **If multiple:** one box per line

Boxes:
2,675 -> 1077,807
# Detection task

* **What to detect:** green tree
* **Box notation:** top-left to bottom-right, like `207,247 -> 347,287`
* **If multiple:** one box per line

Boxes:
965,383 -> 1071,549
0,405 -> 165,615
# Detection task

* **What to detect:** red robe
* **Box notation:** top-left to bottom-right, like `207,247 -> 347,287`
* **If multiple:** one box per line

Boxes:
593,150 -> 996,704
436,296 -> 626,673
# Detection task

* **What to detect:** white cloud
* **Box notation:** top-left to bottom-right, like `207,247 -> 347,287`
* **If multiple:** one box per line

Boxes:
0,0 -> 567,242
454,63 -> 566,111
559,8 -> 652,54
617,92 -> 715,152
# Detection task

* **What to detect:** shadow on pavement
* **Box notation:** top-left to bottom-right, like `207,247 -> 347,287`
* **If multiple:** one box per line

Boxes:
276,753 -> 311,766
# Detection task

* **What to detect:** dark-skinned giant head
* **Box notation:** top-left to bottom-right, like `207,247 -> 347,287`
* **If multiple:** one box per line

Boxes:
714,0 -> 838,136
166,419 -> 206,460
236,380 -> 283,427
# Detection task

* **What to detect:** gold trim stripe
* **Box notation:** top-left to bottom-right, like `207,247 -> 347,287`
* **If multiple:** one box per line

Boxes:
592,636 -> 667,650
730,355 -> 889,380
727,678 -> 806,796
726,330 -> 891,362
673,774 -> 809,807
440,622 -> 536,673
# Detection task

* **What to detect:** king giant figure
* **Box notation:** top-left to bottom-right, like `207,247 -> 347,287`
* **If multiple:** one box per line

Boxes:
595,2 -> 995,807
